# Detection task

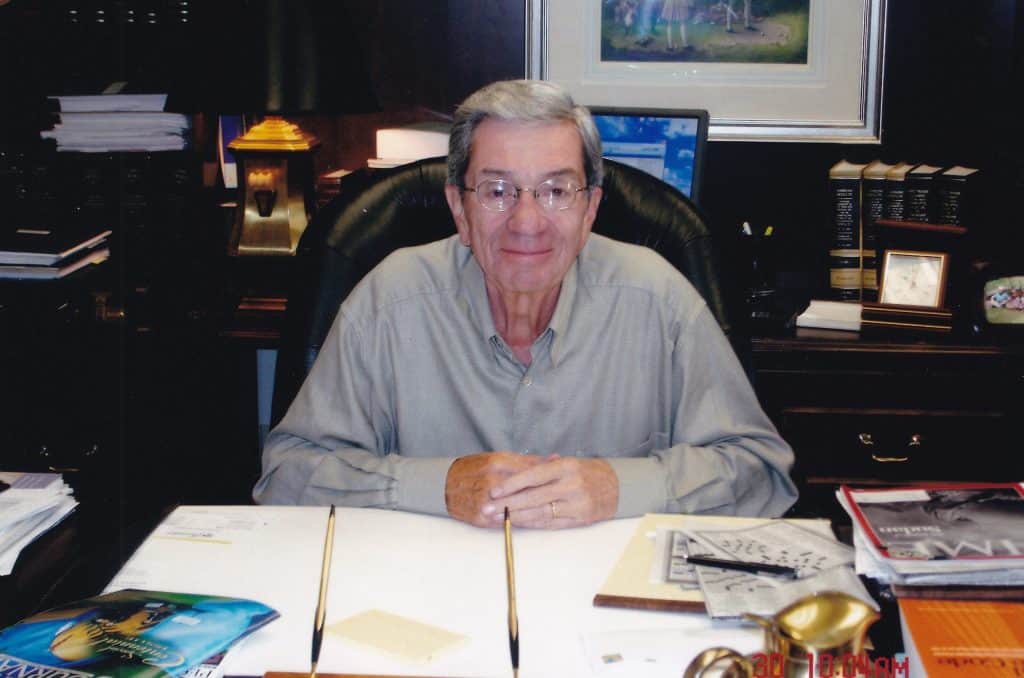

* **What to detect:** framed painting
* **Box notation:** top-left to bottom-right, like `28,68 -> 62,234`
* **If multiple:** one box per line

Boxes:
527,0 -> 887,142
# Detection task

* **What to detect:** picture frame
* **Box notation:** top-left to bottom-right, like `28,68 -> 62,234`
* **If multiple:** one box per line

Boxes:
878,250 -> 949,309
526,0 -> 887,142
982,274 -> 1024,326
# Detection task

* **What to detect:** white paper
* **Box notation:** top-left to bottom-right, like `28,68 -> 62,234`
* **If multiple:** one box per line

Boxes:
581,626 -> 762,678
102,507 -> 763,678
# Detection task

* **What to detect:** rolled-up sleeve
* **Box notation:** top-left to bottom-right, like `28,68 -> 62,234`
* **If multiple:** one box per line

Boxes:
607,303 -> 797,519
253,311 -> 454,515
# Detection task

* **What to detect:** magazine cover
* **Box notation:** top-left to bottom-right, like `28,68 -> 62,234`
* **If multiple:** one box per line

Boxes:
841,483 -> 1024,561
0,589 -> 279,678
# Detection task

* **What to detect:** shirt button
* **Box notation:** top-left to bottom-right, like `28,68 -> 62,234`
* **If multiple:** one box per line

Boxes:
521,376 -> 532,386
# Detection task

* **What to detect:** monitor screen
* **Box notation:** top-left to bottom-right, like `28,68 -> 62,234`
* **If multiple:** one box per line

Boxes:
590,107 -> 709,206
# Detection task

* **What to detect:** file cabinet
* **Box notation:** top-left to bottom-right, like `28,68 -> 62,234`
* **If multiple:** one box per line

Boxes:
751,334 -> 1024,518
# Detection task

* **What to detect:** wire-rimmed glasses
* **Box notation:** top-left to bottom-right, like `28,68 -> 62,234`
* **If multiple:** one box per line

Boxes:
463,178 -> 588,212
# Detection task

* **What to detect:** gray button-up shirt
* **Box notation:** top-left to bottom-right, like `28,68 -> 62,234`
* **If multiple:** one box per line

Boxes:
254,234 -> 797,517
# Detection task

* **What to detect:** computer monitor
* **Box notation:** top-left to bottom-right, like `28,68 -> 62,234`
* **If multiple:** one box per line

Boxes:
589,107 -> 709,207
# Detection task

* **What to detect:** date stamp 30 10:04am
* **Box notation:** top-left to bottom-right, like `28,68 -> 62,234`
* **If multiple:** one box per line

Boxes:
749,652 -> 910,678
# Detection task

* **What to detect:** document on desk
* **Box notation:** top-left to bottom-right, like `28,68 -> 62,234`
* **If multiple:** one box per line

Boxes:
106,506 -> 765,677
105,505 -> 330,678
643,519 -> 873,619
595,513 -> 839,612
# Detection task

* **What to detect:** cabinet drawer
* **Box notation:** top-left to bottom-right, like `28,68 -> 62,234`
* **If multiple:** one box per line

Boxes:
781,408 -> 1015,483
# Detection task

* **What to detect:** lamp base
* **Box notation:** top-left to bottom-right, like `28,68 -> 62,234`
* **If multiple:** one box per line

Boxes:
228,117 -> 320,257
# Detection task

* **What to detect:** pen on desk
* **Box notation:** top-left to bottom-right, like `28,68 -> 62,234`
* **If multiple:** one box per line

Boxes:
311,504 -> 336,678
503,507 -> 519,678
685,555 -> 798,579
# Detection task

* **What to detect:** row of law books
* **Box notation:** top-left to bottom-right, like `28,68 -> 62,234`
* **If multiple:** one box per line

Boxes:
0,225 -> 111,280
827,159 -> 980,301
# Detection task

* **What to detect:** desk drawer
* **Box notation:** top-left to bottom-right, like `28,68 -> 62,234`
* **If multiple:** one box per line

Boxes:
781,408 -> 1014,483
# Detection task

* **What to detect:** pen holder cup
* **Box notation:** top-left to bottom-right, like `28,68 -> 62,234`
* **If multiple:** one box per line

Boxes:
683,592 -> 880,678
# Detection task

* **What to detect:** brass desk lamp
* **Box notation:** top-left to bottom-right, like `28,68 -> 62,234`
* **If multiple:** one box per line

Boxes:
217,0 -> 376,256
228,116 -> 320,256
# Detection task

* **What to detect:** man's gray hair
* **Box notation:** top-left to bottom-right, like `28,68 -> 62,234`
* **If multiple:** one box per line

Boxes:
446,79 -> 604,189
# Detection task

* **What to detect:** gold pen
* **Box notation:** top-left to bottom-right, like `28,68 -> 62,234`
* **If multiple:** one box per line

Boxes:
504,507 -> 519,678
311,505 -> 336,678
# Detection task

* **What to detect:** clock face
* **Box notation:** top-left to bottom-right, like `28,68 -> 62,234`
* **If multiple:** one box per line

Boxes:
881,252 -> 944,307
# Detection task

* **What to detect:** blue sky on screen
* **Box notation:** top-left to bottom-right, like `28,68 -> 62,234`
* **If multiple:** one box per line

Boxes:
593,114 -> 699,198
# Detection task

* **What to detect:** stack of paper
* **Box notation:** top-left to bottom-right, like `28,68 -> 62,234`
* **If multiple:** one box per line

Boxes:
795,299 -> 862,331
837,483 -> 1024,587
41,93 -> 190,152
0,472 -> 78,575
651,521 -> 874,619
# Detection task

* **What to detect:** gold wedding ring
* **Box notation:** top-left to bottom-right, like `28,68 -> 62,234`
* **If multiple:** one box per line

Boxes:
550,501 -> 558,519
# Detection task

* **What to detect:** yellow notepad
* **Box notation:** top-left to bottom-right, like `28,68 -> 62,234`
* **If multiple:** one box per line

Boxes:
327,609 -> 468,663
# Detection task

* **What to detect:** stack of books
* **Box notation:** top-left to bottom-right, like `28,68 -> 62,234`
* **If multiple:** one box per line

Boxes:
41,93 -> 190,153
0,472 -> 78,576
837,483 -> 1024,590
838,483 -> 1024,676
315,167 -> 354,209
0,226 -> 111,280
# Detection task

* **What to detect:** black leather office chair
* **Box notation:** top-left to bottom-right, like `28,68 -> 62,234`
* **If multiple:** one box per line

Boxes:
271,156 -> 733,426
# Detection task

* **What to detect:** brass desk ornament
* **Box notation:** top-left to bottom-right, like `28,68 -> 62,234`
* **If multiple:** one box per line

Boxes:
684,591 -> 880,678
228,116 -> 320,256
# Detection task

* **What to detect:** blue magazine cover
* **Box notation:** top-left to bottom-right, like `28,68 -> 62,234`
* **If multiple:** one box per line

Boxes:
0,589 -> 278,678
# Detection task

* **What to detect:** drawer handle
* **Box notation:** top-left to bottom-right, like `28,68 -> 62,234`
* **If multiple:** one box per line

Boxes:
871,453 -> 910,463
860,432 -> 911,462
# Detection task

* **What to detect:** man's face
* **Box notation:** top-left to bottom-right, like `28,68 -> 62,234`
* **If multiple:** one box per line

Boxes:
445,118 -> 602,296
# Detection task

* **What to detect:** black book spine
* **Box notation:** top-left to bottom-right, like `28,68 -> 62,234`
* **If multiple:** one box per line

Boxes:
905,174 -> 938,223
829,174 -> 863,301
884,178 -> 907,221
861,176 -> 886,302
938,172 -> 981,227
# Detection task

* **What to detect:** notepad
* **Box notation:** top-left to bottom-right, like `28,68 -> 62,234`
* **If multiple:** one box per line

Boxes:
327,609 -> 468,663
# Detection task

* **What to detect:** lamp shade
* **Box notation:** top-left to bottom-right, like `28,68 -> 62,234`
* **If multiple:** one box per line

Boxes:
194,0 -> 379,115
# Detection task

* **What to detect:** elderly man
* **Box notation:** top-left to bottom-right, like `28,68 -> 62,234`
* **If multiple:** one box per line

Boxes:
253,79 -> 797,528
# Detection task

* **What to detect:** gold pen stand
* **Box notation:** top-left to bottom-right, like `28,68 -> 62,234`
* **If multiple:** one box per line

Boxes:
684,591 -> 880,678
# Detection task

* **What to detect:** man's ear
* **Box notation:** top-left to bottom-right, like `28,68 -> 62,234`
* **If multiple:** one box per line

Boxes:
445,184 -> 471,246
583,186 -> 602,231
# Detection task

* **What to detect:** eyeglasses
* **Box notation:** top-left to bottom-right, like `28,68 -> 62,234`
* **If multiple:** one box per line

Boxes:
463,178 -> 588,212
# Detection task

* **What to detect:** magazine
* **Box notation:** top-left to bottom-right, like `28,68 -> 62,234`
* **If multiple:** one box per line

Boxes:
0,589 -> 279,678
839,483 -> 1024,582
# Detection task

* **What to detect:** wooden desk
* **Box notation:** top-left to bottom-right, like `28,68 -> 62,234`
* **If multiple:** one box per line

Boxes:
752,332 -> 1024,519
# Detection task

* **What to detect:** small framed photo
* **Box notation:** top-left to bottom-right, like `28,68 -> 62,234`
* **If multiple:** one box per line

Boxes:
879,250 -> 949,308
983,274 -> 1024,325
